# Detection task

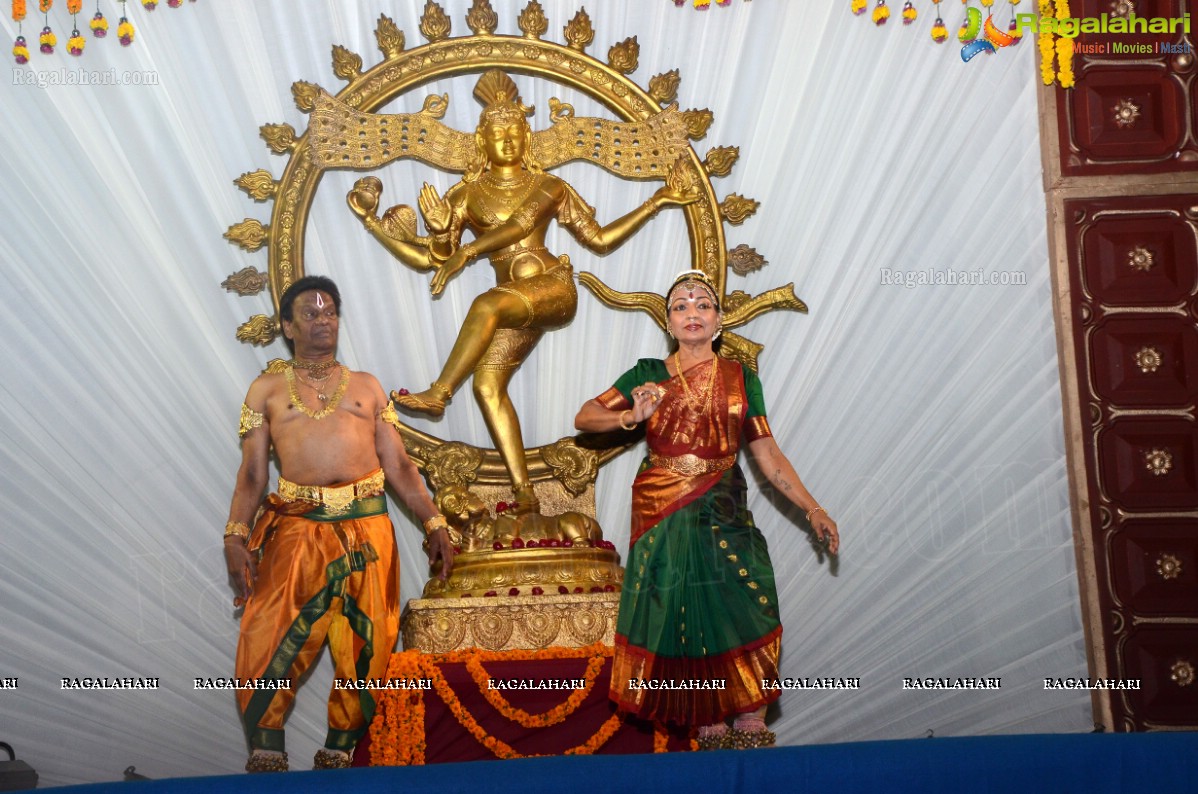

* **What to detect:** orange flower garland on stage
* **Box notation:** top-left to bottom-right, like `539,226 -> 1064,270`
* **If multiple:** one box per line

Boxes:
369,644 -> 674,764
466,649 -> 607,729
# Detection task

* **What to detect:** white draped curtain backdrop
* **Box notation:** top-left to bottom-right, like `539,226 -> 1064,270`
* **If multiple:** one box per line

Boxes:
0,0 -> 1089,785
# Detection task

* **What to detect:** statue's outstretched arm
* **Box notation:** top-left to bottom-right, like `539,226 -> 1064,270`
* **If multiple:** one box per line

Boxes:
348,177 -> 460,273
573,172 -> 700,255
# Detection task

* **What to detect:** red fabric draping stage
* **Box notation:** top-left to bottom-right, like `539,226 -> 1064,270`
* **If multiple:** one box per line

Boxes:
356,646 -> 693,765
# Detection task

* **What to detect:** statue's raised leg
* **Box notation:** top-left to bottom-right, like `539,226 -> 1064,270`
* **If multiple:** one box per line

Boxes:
394,288 -> 531,416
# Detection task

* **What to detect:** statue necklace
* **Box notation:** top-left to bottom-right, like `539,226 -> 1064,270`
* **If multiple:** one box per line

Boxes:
285,362 -> 349,419
477,171 -> 538,211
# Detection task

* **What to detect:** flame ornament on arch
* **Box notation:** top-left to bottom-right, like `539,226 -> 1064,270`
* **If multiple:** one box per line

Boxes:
224,0 -> 805,371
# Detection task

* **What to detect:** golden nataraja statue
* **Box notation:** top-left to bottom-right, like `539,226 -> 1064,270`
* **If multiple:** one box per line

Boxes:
347,69 -> 699,514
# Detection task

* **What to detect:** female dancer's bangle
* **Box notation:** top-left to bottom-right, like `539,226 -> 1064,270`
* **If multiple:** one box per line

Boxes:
805,506 -> 827,523
618,410 -> 637,431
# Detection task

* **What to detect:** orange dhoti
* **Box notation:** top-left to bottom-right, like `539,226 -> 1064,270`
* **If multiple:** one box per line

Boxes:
235,469 -> 399,753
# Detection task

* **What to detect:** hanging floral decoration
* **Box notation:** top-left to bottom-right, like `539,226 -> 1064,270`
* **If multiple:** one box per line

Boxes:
931,16 -> 948,41
140,0 -> 154,10
89,7 -> 106,36
12,0 -> 194,61
673,0 -> 750,8
36,0 -> 53,53
1052,0 -> 1073,86
12,0 -> 28,63
369,643 -> 676,764
66,0 -> 82,54
116,0 -> 132,45
855,0 -> 1028,58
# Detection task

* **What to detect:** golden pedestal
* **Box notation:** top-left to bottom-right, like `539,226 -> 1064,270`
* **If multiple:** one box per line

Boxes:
401,591 -> 621,653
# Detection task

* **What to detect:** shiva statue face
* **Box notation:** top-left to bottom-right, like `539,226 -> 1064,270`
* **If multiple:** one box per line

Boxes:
477,118 -> 529,168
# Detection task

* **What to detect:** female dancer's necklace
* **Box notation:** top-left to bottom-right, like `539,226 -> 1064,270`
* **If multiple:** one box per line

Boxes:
673,351 -> 716,417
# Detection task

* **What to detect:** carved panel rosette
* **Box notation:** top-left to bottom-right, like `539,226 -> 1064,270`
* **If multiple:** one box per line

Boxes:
401,592 -> 619,652
1064,194 -> 1198,729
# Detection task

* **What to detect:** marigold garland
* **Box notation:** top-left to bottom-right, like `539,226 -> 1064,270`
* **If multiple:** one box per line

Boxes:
89,10 -> 106,35
930,16 -> 948,41
1055,34 -> 1073,87
1053,0 -> 1072,87
117,15 -> 132,45
13,0 -> 26,21
653,722 -> 670,752
1037,0 -> 1054,84
38,24 -> 54,53
37,0 -> 49,11
465,648 -> 607,728
371,644 -> 658,763
872,1 -> 889,25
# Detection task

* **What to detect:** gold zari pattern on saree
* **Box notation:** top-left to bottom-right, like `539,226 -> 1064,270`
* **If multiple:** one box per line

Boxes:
648,451 -> 736,477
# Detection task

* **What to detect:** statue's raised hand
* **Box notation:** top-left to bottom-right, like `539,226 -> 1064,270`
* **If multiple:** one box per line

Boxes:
347,176 -> 382,220
654,156 -> 702,207
419,183 -> 453,234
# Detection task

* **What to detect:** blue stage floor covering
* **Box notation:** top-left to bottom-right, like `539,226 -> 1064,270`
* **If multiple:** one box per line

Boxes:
56,732 -> 1198,794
